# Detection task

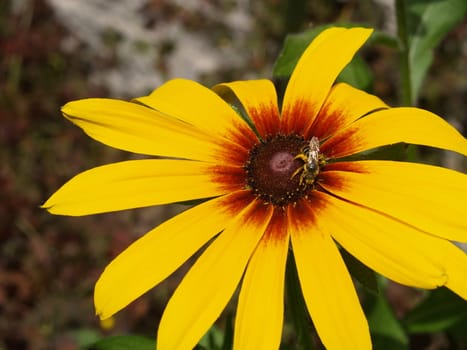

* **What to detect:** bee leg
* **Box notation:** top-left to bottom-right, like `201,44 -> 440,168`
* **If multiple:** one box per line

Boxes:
290,165 -> 304,180
294,154 -> 308,161
299,173 -> 305,186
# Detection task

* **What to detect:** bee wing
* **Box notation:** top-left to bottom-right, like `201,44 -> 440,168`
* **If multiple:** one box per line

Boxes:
308,136 -> 320,163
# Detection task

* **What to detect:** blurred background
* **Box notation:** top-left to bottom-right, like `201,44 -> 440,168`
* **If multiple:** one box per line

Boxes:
1,0 -> 465,349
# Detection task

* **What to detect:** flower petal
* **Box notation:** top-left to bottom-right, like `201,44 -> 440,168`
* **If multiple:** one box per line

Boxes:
322,107 -> 467,158
320,161 -> 467,242
281,27 -> 373,135
443,244 -> 467,300
289,200 -> 371,350
234,208 -> 289,350
157,198 -> 273,350
308,82 -> 388,140
213,80 -> 281,138
134,79 -> 256,144
95,191 -> 248,319
62,98 -> 221,160
42,159 -> 225,216
312,191 -> 454,289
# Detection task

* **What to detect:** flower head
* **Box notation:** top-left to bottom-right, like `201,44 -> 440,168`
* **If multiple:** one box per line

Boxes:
43,27 -> 467,349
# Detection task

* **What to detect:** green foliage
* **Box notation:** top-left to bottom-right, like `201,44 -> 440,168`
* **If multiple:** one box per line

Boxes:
274,0 -> 467,105
89,335 -> 155,350
72,329 -> 102,348
396,0 -> 467,104
403,287 -> 467,333
272,24 -> 334,77
341,248 -> 378,295
272,24 -> 374,91
221,315 -> 234,350
196,324 -> 225,350
366,281 -> 409,350
285,252 -> 315,349
336,54 -> 373,92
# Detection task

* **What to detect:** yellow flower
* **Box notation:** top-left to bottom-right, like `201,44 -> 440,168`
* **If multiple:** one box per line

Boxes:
43,27 -> 467,350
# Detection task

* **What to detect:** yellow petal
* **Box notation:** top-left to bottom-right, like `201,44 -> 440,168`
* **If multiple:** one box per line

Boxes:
281,27 -> 373,135
62,98 -> 221,161
234,209 -> 289,350
134,79 -> 256,145
213,80 -> 281,138
42,159 -> 225,216
322,107 -> 467,158
442,243 -> 467,299
94,191 -> 248,319
320,161 -> 467,242
313,191 -> 450,288
289,201 -> 371,350
157,199 -> 273,350
309,83 -> 388,140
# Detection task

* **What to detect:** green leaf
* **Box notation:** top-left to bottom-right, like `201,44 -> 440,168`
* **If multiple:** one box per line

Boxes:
336,54 -> 373,91
272,24 -> 334,78
198,324 -> 224,350
369,31 -> 399,49
90,335 -> 155,350
72,329 -> 102,347
365,280 -> 408,349
371,334 -> 409,350
447,318 -> 467,339
272,24 -> 377,91
340,248 -> 378,294
400,0 -> 467,103
403,287 -> 467,333
285,251 -> 315,349
221,314 -> 234,350
214,85 -> 258,135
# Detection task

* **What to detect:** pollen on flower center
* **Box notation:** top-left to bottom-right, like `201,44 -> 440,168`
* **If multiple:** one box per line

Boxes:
244,134 -> 316,206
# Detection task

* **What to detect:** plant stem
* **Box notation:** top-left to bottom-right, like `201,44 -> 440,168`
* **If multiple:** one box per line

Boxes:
286,251 -> 315,350
395,0 -> 413,106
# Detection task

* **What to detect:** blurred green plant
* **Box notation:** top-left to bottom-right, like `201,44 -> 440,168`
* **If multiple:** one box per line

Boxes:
91,335 -> 155,350
403,287 -> 467,334
365,278 -> 409,350
273,0 -> 467,107
396,0 -> 467,105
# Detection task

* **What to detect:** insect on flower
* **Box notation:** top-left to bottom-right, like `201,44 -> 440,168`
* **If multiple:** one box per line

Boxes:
291,136 -> 324,186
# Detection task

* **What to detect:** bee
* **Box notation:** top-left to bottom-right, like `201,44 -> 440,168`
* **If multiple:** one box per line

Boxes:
291,136 -> 321,186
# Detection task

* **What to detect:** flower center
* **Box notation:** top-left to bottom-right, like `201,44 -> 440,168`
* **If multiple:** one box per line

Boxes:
245,134 -> 320,207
